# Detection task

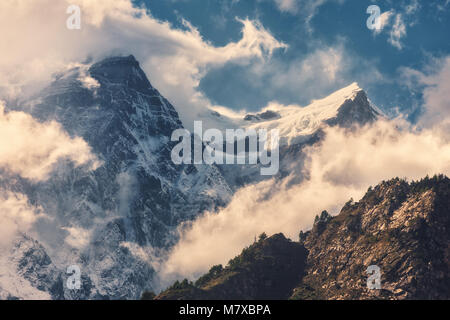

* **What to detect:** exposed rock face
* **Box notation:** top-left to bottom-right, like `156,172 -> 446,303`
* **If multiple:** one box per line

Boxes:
22,55 -> 231,244
155,175 -> 450,300
1,55 -> 231,299
154,234 -> 308,300
325,90 -> 379,128
295,175 -> 450,300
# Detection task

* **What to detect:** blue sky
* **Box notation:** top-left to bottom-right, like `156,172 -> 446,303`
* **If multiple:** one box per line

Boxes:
135,0 -> 450,122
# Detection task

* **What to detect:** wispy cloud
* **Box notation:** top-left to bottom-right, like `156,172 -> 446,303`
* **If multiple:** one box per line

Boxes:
402,56 -> 450,130
373,10 -> 393,35
388,13 -> 407,50
273,0 -> 329,17
227,40 -> 383,109
372,1 -> 421,50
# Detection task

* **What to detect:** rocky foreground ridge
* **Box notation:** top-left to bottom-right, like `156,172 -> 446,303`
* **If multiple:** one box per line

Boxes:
151,175 -> 450,300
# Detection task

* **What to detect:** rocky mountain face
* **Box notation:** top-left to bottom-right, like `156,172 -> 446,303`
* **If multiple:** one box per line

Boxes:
154,175 -> 450,300
295,175 -> 450,300
23,55 -> 231,243
218,83 -> 381,188
1,55 -> 231,299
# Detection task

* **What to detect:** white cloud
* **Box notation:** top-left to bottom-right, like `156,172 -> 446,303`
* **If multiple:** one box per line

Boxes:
0,99 -> 99,246
0,0 -> 286,130
273,0 -> 329,17
419,57 -> 450,131
405,0 -> 420,15
0,102 -> 99,181
437,0 -> 450,11
389,14 -> 407,50
402,56 -> 450,131
61,226 -> 92,249
274,46 -> 343,84
158,55 -> 450,281
373,10 -> 393,35
272,0 -> 343,33
371,1 -> 421,50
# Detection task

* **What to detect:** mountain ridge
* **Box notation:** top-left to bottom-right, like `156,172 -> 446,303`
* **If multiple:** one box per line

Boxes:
153,175 -> 450,300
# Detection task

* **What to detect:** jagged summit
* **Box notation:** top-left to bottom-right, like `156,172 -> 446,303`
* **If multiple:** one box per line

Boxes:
216,83 -> 383,188
315,82 -> 362,103
26,55 -> 183,139
1,55 -> 232,299
89,55 -> 156,94
244,83 -> 380,146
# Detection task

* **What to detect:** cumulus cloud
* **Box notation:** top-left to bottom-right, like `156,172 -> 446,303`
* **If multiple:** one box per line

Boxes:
0,192 -> 46,248
369,0 -> 421,50
0,102 -> 99,181
0,0 -> 286,130
160,117 -> 450,281
61,226 -> 92,249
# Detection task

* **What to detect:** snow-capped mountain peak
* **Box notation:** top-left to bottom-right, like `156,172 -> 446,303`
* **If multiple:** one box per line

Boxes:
1,55 -> 232,299
313,82 -> 362,104
1,56 -> 382,299
244,82 -> 380,145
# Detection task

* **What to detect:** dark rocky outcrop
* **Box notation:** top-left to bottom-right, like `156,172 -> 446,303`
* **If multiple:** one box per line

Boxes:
153,175 -> 450,300
154,234 -> 308,300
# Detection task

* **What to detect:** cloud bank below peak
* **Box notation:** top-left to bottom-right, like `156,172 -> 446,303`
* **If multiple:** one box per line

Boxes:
158,54 -> 450,283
